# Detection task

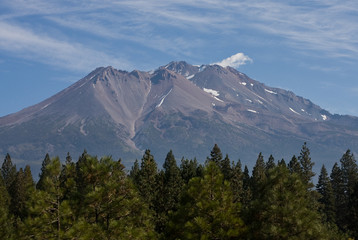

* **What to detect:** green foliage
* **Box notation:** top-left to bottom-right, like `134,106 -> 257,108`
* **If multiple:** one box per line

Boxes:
167,161 -> 245,239
0,174 -> 13,239
248,164 -> 326,239
251,152 -> 266,199
317,165 -> 336,223
1,144 -> 356,239
298,142 -> 315,188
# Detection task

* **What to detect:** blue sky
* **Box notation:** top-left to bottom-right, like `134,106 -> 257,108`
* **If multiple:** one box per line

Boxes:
1,0 -> 358,117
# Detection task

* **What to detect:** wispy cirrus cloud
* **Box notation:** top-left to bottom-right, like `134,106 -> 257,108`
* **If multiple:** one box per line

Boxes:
0,21 -> 131,72
1,0 -> 358,72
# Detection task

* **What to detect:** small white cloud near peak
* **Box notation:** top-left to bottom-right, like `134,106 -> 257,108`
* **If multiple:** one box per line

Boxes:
214,53 -> 253,68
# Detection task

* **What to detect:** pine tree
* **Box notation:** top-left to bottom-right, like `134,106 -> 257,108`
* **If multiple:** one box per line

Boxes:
298,142 -> 315,188
180,158 -> 199,184
251,152 -> 266,199
0,173 -> 13,239
60,152 -> 77,202
230,160 -> 244,203
242,165 -> 252,206
1,153 -> 17,191
162,150 -> 183,211
338,150 -> 358,233
288,155 -> 301,175
36,153 -> 51,190
72,155 -> 157,239
221,154 -> 232,181
11,166 -> 35,220
138,149 -> 158,208
330,162 -> 345,230
316,165 -> 335,223
23,157 -> 72,239
155,150 -> 183,233
129,159 -> 140,185
167,161 -> 245,239
207,143 -> 223,165
349,182 -> 358,239
249,164 -> 326,239
340,149 -> 358,200
265,154 -> 276,176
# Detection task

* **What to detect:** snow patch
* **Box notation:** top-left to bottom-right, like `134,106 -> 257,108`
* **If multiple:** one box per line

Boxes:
321,114 -> 327,121
247,109 -> 258,113
187,74 -> 195,80
199,65 -> 206,72
92,83 -> 96,89
156,89 -> 172,108
203,88 -> 220,97
289,107 -> 300,115
301,109 -> 305,112
41,103 -> 50,110
212,103 -> 216,106
265,89 -> 277,94
240,82 -> 247,86
214,96 -> 224,102
256,99 -> 263,104
250,83 -> 254,87
80,120 -> 88,136
245,99 -> 252,103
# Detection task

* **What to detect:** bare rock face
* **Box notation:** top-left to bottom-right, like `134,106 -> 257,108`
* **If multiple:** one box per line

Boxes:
1,62 -> 358,170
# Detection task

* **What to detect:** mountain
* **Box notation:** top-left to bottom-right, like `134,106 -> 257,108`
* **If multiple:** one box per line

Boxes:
1,61 -> 358,171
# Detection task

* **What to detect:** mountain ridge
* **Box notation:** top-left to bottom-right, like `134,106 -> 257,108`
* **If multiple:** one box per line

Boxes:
1,61 -> 357,171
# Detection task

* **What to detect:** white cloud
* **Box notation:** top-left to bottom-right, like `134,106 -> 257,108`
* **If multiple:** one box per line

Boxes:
214,53 -> 253,68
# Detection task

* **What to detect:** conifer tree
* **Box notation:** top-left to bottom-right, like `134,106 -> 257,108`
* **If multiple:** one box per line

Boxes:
288,155 -> 301,175
138,149 -> 158,208
330,162 -> 345,229
167,161 -> 245,239
11,166 -> 34,220
298,142 -> 315,188
265,154 -> 276,176
180,158 -> 199,184
338,150 -> 358,233
207,143 -> 223,165
129,159 -> 140,185
251,152 -> 266,199
155,150 -> 183,233
317,165 -> 335,223
23,157 -> 72,239
1,153 -> 16,191
242,165 -> 252,206
249,164 -> 326,239
221,154 -> 232,181
162,150 -> 183,210
230,160 -> 244,203
0,174 -> 13,239
36,153 -> 51,190
349,182 -> 358,239
340,149 -> 358,201
60,152 -> 77,202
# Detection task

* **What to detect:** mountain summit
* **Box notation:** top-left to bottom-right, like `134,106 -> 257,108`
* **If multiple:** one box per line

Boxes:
1,62 -> 358,169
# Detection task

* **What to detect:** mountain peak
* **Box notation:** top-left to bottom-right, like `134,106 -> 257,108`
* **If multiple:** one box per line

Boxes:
1,61 -> 358,171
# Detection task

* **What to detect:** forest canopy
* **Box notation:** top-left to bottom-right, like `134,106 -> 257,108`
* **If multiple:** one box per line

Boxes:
1,143 -> 357,239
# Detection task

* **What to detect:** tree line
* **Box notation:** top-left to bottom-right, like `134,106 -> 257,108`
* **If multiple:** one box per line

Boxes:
0,143 -> 357,239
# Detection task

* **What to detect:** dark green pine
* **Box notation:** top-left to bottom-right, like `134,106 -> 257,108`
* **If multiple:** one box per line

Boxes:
316,165 -> 335,223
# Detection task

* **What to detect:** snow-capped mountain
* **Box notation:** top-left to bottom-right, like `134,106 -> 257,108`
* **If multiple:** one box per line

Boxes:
1,61 -> 357,170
